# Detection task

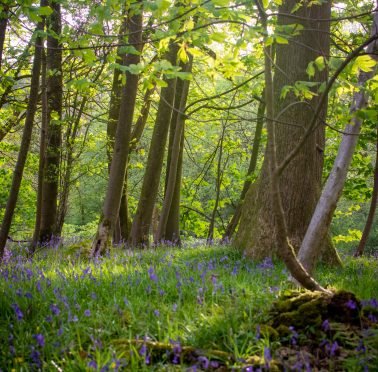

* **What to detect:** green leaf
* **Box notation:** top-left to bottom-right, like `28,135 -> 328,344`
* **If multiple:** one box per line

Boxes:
178,45 -> 189,63
38,6 -> 53,16
275,35 -> 288,44
306,61 -> 315,78
210,32 -> 226,42
262,0 -> 269,9
353,55 -> 377,73
314,56 -> 325,71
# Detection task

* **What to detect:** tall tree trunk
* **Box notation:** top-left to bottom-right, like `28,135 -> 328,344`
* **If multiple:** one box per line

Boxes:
222,97 -> 265,241
354,126 -> 378,257
255,1 -> 328,292
30,47 -> 48,253
235,0 -> 332,259
91,3 -> 143,256
118,87 -> 155,242
129,45 -> 178,247
298,11 -> 378,270
0,9 -> 45,261
157,57 -> 192,244
39,0 -> 63,244
0,4 -> 8,71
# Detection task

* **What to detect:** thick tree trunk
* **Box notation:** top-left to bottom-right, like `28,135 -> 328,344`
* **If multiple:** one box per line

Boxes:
157,57 -> 192,244
129,45 -> 178,247
30,48 -> 48,253
39,0 -> 63,244
222,97 -> 265,241
298,12 -> 378,270
91,3 -> 143,256
235,0 -> 332,259
256,3 -> 328,292
0,10 -> 45,261
354,127 -> 378,257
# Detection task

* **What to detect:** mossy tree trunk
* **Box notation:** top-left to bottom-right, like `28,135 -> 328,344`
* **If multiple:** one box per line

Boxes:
91,2 -> 143,256
235,0 -> 333,260
129,45 -> 178,247
39,0 -> 63,244
157,56 -> 193,244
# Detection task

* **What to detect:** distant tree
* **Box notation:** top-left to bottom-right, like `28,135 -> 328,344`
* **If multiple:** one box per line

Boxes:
0,1 -> 45,261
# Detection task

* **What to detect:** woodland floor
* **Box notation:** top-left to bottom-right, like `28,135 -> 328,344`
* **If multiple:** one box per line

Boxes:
0,242 -> 377,371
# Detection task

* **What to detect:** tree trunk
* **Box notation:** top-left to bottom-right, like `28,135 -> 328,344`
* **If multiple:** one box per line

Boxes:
157,57 -> 192,244
354,126 -> 378,257
298,11 -> 378,270
0,4 -> 8,71
30,47 -> 48,253
222,97 -> 265,242
91,3 -> 143,256
0,9 -> 45,261
235,0 -> 332,259
39,0 -> 63,244
129,45 -> 178,247
256,2 -> 328,292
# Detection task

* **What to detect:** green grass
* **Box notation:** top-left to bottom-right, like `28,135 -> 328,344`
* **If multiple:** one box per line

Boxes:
0,244 -> 377,370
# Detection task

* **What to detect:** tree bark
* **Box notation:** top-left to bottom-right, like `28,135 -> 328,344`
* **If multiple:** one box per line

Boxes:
91,3 -> 143,256
222,97 -> 265,242
0,4 -> 8,71
129,45 -> 178,247
354,126 -> 378,257
297,11 -> 378,272
157,57 -> 192,244
39,0 -> 63,244
0,7 -> 45,261
30,47 -> 48,253
235,0 -> 332,259
256,1 -> 328,292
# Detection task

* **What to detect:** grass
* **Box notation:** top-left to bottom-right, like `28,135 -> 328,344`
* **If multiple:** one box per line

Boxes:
0,243 -> 377,370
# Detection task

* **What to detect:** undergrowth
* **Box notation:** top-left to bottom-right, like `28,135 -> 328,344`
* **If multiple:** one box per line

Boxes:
0,243 -> 377,370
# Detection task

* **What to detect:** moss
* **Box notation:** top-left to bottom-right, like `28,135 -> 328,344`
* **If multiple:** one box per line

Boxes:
259,324 -> 279,341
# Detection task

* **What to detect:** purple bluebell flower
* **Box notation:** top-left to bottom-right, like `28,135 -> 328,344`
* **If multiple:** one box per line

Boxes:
197,356 -> 209,369
88,360 -> 97,369
148,266 -> 158,282
33,334 -> 45,348
346,299 -> 357,310
50,303 -> 60,316
30,348 -> 42,368
12,303 -> 23,321
84,309 -> 91,317
154,309 -> 160,317
264,347 -> 272,368
322,319 -> 330,332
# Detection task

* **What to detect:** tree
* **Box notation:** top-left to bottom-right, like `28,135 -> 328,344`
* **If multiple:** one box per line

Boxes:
0,1 -> 45,261
235,0 -> 335,260
129,44 -> 178,247
91,1 -> 143,256
298,12 -> 378,271
38,0 -> 63,243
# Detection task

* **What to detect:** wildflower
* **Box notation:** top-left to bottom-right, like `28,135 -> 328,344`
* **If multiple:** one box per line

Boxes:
172,303 -> 178,312
33,334 -> 45,348
84,309 -> 91,317
50,303 -> 60,316
11,303 -> 23,321
154,309 -> 160,317
148,266 -> 158,282
322,319 -> 331,332
346,299 -> 357,310
88,360 -> 97,369
30,348 -> 41,368
197,356 -> 209,369
264,347 -> 272,368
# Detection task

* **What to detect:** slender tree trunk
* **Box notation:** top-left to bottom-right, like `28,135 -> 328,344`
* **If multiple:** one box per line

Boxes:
0,9 -> 45,261
297,12 -> 378,273
118,87 -> 155,242
129,45 -> 178,247
157,57 -> 193,243
0,4 -> 8,71
39,0 -> 63,244
354,127 -> 378,257
30,47 -> 48,253
222,98 -> 265,241
91,3 -> 143,256
235,0 -> 332,259
207,126 -> 227,243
